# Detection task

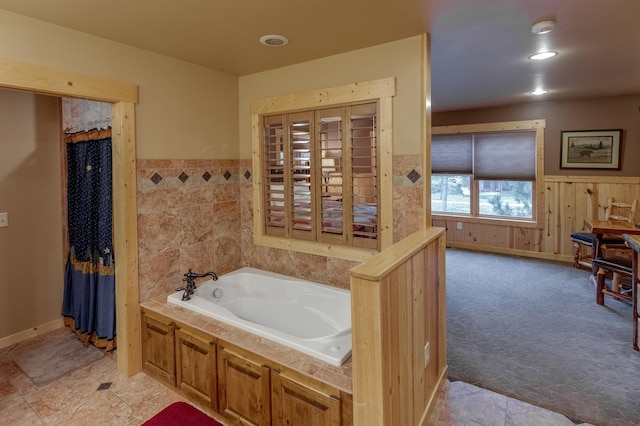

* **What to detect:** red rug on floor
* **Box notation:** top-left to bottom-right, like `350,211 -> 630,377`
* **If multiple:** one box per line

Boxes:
142,402 -> 224,426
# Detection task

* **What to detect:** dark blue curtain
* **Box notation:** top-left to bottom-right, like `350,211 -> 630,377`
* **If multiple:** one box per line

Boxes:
62,135 -> 116,350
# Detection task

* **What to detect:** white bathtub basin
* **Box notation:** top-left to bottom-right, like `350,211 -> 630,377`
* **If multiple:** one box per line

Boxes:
167,267 -> 352,366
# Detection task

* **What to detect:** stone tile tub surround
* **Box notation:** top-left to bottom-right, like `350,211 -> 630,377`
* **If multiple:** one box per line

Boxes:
137,155 -> 423,301
137,159 -> 243,302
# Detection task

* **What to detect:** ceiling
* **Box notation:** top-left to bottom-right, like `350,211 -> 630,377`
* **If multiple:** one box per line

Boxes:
0,0 -> 638,112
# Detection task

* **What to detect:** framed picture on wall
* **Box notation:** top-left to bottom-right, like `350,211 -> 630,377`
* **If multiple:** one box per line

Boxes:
560,129 -> 622,169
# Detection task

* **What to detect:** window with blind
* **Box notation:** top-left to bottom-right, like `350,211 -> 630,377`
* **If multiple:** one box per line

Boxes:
431,120 -> 545,222
263,103 -> 379,250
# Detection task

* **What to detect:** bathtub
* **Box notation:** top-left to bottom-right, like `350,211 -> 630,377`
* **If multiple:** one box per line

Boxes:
167,267 -> 352,366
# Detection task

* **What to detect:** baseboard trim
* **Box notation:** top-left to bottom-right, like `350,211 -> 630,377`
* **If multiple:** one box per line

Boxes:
0,318 -> 64,350
446,242 -> 573,263
420,365 -> 449,425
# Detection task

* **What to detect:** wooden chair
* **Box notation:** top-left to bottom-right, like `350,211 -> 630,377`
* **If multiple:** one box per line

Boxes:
570,197 -> 632,269
593,244 -> 633,305
604,198 -> 637,223
571,233 -> 625,269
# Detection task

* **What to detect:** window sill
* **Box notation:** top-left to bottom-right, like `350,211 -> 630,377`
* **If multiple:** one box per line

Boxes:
432,213 -> 542,229
255,234 -> 379,263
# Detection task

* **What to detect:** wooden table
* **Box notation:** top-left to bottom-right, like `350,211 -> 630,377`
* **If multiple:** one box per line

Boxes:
583,219 -> 640,265
623,234 -> 640,351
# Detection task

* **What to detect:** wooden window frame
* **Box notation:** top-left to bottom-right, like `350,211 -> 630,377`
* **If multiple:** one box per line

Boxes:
431,119 -> 546,229
251,78 -> 395,262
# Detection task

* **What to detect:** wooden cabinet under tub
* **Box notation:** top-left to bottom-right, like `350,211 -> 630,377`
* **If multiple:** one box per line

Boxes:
271,370 -> 343,426
175,327 -> 218,411
217,345 -> 271,425
140,305 -> 353,426
141,311 -> 175,387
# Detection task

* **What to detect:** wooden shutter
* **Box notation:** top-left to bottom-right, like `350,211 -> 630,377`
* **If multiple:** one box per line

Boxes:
263,115 -> 286,236
289,112 -> 314,240
262,103 -> 379,249
316,108 -> 345,245
349,103 -> 378,249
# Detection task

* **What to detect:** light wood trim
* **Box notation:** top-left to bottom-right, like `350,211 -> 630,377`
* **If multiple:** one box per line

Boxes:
0,319 -> 64,350
432,119 -> 546,134
252,78 -> 395,261
431,214 -> 540,229
0,59 -> 140,377
351,227 -> 447,425
0,58 -> 138,103
545,175 -> 640,184
112,101 -> 141,377
256,234 -> 378,263
351,227 -> 444,280
534,121 -> 545,230
446,241 -> 574,263
422,33 -> 432,228
378,95 -> 393,249
251,78 -> 395,115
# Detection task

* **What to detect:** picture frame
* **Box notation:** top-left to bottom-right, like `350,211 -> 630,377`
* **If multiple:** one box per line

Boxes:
560,129 -> 622,169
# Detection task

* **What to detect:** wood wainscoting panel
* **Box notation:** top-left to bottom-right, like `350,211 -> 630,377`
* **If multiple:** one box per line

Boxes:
435,176 -> 640,262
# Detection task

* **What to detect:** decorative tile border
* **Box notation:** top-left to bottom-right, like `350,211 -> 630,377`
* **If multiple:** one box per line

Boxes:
137,159 -> 253,191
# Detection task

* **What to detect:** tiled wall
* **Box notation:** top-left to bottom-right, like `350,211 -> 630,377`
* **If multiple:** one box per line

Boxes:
136,159 -> 245,301
392,155 -> 425,243
137,155 -> 424,300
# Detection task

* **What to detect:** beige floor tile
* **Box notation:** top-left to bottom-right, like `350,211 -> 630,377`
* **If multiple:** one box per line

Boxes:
39,388 -> 134,426
0,392 -> 46,425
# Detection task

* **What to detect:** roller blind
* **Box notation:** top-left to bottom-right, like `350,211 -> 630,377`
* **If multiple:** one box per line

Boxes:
474,131 -> 535,180
431,134 -> 473,174
432,130 -> 535,180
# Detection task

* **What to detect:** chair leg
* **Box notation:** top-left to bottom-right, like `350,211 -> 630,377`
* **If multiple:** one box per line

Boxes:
596,267 -> 606,305
573,242 -> 581,269
612,272 -> 622,293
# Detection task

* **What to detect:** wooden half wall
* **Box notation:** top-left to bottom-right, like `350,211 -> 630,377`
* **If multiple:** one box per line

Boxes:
350,227 -> 447,425
433,176 -> 640,261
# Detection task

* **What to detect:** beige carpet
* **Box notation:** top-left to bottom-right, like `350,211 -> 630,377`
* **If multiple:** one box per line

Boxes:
14,333 -> 105,386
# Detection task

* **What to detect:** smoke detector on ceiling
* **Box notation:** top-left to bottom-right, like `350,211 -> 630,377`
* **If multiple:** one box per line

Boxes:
531,20 -> 556,35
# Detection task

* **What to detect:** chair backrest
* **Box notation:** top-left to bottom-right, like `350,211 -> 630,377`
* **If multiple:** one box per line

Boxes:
605,197 -> 637,223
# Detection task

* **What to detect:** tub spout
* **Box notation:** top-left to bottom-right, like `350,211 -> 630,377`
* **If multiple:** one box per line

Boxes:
180,269 -> 218,300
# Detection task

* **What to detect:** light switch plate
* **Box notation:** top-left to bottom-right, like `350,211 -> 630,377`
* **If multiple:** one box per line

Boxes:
0,212 -> 8,227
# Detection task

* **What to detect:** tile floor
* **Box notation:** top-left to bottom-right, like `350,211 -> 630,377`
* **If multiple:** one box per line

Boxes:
431,380 -> 594,426
1,328 -> 593,426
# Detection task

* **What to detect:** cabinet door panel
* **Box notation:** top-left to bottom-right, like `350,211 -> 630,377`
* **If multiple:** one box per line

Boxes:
141,313 -> 175,386
272,371 -> 341,426
217,346 -> 271,426
176,328 -> 217,411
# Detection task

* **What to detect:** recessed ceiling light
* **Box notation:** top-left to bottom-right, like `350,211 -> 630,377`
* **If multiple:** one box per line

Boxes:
531,19 -> 556,35
528,51 -> 558,61
531,88 -> 548,96
259,35 -> 289,47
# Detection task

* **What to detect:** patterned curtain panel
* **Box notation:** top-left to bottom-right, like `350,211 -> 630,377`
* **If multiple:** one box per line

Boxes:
62,134 -> 116,351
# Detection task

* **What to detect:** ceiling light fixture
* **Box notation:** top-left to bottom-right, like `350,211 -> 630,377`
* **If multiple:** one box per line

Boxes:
531,88 -> 548,96
528,51 -> 558,60
531,19 -> 556,35
259,35 -> 289,47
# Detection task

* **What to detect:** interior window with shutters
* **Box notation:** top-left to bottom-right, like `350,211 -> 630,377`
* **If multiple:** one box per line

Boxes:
263,102 -> 379,249
431,120 -> 544,223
